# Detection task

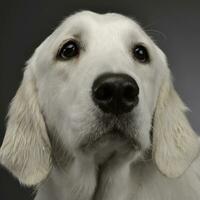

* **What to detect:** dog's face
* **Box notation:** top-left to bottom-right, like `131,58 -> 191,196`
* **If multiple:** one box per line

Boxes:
34,11 -> 164,155
0,11 -> 199,186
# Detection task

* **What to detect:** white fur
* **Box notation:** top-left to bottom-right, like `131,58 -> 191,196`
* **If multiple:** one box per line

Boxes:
0,11 -> 200,200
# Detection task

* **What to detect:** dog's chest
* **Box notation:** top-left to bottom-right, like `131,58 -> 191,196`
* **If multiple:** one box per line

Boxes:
35,159 -> 200,200
93,162 -> 135,200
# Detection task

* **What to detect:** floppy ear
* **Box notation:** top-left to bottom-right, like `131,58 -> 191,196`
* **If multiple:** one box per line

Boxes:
0,67 -> 52,186
152,74 -> 200,178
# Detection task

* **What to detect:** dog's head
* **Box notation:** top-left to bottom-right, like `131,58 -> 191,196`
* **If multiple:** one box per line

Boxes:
0,11 -> 199,186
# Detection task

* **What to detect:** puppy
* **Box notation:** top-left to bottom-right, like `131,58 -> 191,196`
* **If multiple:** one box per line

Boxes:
0,11 -> 200,200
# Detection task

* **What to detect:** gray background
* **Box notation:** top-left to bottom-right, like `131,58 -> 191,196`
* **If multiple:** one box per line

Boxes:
0,0 -> 199,199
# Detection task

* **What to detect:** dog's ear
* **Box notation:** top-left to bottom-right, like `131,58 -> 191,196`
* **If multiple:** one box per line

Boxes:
0,67 -> 52,186
152,74 -> 200,178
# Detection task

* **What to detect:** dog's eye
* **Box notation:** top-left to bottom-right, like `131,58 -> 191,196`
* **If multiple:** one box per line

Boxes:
57,40 -> 80,60
133,45 -> 150,63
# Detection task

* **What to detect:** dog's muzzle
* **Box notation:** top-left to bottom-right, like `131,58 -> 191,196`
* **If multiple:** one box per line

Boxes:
92,73 -> 139,115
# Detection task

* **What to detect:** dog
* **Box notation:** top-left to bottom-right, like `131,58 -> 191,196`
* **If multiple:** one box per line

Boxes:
0,11 -> 200,200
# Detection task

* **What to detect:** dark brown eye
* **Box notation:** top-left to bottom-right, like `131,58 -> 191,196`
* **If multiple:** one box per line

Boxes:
57,40 -> 80,60
133,45 -> 150,63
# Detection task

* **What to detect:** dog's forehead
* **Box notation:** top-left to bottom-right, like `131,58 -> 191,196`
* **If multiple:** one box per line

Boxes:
54,11 -> 148,42
65,10 -> 137,25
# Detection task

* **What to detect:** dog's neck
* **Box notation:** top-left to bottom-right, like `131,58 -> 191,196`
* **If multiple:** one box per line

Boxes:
36,154 -> 97,200
35,150 -> 142,200
35,130 -> 200,200
35,153 -> 200,200
35,132 -> 200,200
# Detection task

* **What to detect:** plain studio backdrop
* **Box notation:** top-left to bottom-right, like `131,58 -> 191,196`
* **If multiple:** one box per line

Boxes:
0,0 -> 199,199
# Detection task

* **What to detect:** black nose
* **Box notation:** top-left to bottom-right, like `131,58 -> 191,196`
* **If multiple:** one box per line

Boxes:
92,73 -> 139,115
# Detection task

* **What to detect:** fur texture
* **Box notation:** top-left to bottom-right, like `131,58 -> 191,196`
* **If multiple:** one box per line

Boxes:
0,11 -> 200,200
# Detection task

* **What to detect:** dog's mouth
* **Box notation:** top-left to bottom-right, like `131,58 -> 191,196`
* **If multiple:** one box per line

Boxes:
79,125 -> 140,165
79,116 -> 141,152
77,112 -> 142,165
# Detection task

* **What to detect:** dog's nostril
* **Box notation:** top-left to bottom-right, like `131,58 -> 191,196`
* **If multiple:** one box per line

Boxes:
123,84 -> 139,102
94,84 -> 113,102
123,85 -> 135,101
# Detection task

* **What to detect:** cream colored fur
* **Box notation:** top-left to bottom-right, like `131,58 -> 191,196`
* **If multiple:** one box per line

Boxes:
0,68 -> 52,185
0,11 -> 200,200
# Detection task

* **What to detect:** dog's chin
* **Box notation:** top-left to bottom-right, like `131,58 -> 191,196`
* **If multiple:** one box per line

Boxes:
79,126 -> 141,165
